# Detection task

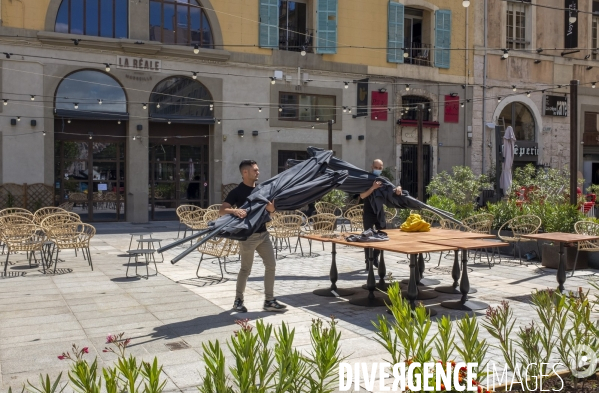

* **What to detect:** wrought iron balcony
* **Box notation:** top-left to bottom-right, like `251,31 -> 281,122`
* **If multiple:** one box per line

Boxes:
279,29 -> 314,54
404,42 -> 432,66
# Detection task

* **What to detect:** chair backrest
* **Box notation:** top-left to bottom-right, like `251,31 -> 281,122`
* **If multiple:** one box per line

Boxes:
462,213 -> 493,234
176,205 -> 201,218
344,204 -> 363,219
0,208 -> 32,217
203,210 -> 220,224
40,213 -> 82,231
57,201 -> 75,211
308,213 -> 337,235
273,210 -> 308,224
384,208 -> 397,222
68,193 -> 87,202
440,219 -> 463,230
47,223 -> 96,245
271,214 -> 303,237
506,215 -> 542,237
34,207 -> 68,224
0,214 -> 34,227
315,202 -> 342,217
0,224 -> 43,248
206,204 -> 222,211
574,220 -> 599,251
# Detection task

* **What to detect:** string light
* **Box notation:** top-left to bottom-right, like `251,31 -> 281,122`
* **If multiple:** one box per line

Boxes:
133,135 -> 136,140
348,108 -> 352,113
167,121 -> 171,125
17,116 -> 20,121
193,44 -> 200,54
74,103 -> 78,109
192,72 -> 197,79
344,82 -> 349,89
104,63 -> 111,72
142,103 -> 147,110
30,95 -> 35,101
497,97 -> 502,102
403,50 -> 409,58
42,131 -> 46,136
270,77 -> 276,85
512,85 -> 517,92
301,46 -> 307,56
209,103 -> 214,111
156,103 -> 161,108
569,10 -> 577,24
217,119 -> 221,124
3,99 -> 7,106
593,82 -> 597,88
461,102 -> 464,108
67,119 -> 71,123
98,99 -> 103,105
89,134 -> 93,140
258,107 -> 262,112
502,50 -> 509,59
118,120 -> 121,124
278,106 -> 283,112
526,91 -> 531,97
405,84 -> 410,91
311,125 -> 315,129
343,106 -> 347,112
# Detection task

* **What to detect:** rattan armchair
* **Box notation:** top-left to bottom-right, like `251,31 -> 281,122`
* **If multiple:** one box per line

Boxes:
1,224 -> 47,274
344,205 -> 364,232
206,204 -> 222,212
270,214 -> 304,258
385,208 -> 398,228
410,209 -> 444,227
572,220 -> 599,276
497,215 -> 542,263
58,202 -> 75,212
33,207 -> 68,225
45,223 -> 95,273
315,202 -> 342,219
305,213 -> 337,256
40,213 -> 82,231
195,236 -> 237,280
176,205 -> 201,238
462,213 -> 498,268
0,208 -> 33,218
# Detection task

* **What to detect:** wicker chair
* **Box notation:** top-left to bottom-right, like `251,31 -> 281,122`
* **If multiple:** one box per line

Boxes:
572,221 -> 599,276
46,223 -> 96,273
33,207 -> 68,225
1,224 -> 47,274
410,209 -> 444,227
185,209 -> 209,232
206,204 -> 222,212
270,214 -> 304,258
176,205 -> 201,238
498,215 -> 542,263
315,202 -> 342,219
344,205 -> 364,232
40,213 -> 82,231
195,236 -> 237,280
203,210 -> 220,225
58,202 -> 75,212
385,208 -> 398,229
68,193 -> 88,209
305,213 -> 337,256
0,208 -> 33,218
462,213 -> 498,268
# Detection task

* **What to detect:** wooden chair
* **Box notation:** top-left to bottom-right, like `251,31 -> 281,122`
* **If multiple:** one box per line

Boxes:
497,215 -> 542,263
1,224 -> 47,274
344,205 -> 364,232
33,207 -> 68,225
46,223 -> 96,273
572,221 -> 599,277
270,214 -> 304,258
194,236 -> 237,280
305,213 -> 337,256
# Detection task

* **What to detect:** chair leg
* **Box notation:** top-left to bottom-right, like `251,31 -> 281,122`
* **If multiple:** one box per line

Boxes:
4,251 -> 9,274
287,238 -> 292,254
309,239 -> 312,257
86,247 -> 93,271
437,251 -> 443,267
217,258 -> 224,280
126,253 -> 133,278
570,248 -> 580,278
517,241 -> 522,264
196,254 -> 205,278
535,241 -> 542,263
53,249 -> 60,274
298,237 -> 304,256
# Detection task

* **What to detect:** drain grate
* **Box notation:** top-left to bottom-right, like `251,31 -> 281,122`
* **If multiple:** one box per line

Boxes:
165,341 -> 190,351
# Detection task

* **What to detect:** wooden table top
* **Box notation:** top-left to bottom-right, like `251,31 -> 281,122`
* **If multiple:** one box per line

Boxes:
422,238 -> 509,250
522,232 -> 599,243
385,228 -> 496,240
300,233 -> 458,254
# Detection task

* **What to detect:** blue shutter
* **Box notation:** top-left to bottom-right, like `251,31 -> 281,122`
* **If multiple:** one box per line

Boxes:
434,10 -> 452,68
259,0 -> 279,49
387,1 -> 405,63
316,0 -> 338,54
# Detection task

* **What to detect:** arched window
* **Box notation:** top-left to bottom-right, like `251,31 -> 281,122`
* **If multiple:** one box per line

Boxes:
149,77 -> 213,119
55,0 -> 128,38
401,95 -> 432,121
499,102 -> 535,141
149,0 -> 213,48
55,70 -> 127,114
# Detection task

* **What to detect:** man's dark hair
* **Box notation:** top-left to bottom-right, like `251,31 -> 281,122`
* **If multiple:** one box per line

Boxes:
239,159 -> 257,172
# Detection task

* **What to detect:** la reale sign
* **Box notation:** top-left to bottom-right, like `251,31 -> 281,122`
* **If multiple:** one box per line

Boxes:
116,56 -> 161,72
543,95 -> 568,117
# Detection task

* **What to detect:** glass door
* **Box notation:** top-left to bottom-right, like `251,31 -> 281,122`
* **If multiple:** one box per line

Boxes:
55,140 -> 125,221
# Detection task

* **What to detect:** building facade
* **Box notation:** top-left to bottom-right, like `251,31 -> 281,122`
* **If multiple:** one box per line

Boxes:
473,0 -> 599,192
0,0 -> 474,222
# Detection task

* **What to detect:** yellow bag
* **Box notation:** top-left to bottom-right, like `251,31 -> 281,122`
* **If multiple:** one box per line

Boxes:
400,213 -> 431,232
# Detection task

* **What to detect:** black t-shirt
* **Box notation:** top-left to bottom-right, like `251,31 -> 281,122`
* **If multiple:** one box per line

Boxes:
224,182 -> 267,233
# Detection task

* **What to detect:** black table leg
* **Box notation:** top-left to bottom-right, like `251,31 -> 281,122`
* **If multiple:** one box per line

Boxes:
350,248 -> 389,307
436,250 -> 477,294
401,253 -> 438,300
557,241 -> 566,293
362,250 -> 390,291
401,253 -> 441,286
314,243 -> 355,297
441,249 -> 488,311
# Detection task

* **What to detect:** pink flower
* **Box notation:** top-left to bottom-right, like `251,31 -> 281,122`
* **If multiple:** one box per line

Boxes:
124,338 -> 131,347
102,349 -> 109,353
58,355 -> 65,360
82,347 -> 89,354
106,335 -> 115,344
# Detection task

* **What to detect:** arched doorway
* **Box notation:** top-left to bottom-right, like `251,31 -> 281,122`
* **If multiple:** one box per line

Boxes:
54,70 -> 128,221
148,76 -> 214,220
498,101 -> 538,169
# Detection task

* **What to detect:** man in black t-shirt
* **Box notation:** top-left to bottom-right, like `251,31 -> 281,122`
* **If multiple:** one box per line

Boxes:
219,160 -> 287,313
359,159 -> 402,269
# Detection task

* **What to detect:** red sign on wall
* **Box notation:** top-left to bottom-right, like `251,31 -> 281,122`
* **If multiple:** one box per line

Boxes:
371,92 -> 388,121
444,95 -> 459,123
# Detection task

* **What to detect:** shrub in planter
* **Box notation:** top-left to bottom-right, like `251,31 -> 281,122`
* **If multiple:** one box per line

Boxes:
484,199 -> 523,230
522,200 -> 584,233
427,167 -> 491,211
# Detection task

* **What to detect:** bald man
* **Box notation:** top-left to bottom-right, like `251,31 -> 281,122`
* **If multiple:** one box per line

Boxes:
358,159 -> 402,268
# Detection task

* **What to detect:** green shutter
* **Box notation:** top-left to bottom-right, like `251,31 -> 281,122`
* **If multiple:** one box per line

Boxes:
259,0 -> 279,49
434,10 -> 452,68
387,1 -> 405,63
316,0 -> 338,54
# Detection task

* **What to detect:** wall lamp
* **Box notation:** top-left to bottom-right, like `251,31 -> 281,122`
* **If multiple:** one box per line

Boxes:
358,135 -> 365,141
346,135 -> 352,140
450,93 -> 458,97
238,130 -> 244,137
252,130 -> 259,136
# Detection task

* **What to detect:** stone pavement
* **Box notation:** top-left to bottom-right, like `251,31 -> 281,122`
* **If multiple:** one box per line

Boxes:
1,221 -> 598,392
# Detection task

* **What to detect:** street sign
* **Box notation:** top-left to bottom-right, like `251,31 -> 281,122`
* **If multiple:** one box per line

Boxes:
543,95 -> 568,117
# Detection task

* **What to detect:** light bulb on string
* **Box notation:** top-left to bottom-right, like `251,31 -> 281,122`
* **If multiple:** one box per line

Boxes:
569,11 -> 577,24
164,138 -> 168,141
30,95 -> 35,101
118,120 -> 121,124
344,82 -> 349,89
258,107 -> 262,112
142,103 -> 147,110
74,103 -> 78,109
156,103 -> 160,108
311,125 -> 315,129
193,44 -> 200,54
348,108 -> 352,113
279,106 -> 283,112
403,50 -> 409,58
316,117 -> 320,121
217,119 -> 221,124
133,135 -> 136,141
461,102 -> 464,108
497,97 -> 502,102
98,99 -> 103,105
526,91 -> 531,97
3,99 -> 7,106
209,104 -> 214,111
512,85 -> 517,92
593,82 -> 597,89
301,46 -> 306,56
343,106 -> 347,113
405,84 -> 410,91
67,119 -> 71,123
89,134 -> 93,140
270,77 -> 276,85
104,63 -> 111,72
192,72 -> 197,79
168,121 -> 171,125
17,116 -> 21,122
502,50 -> 509,59
42,131 -> 46,136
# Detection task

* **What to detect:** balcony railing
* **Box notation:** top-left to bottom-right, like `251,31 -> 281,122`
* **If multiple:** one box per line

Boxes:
279,29 -> 314,54
404,42 -> 432,66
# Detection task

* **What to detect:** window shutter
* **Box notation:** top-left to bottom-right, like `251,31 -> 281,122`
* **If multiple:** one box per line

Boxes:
387,1 -> 405,63
434,10 -> 452,69
259,0 -> 279,49
316,0 -> 338,54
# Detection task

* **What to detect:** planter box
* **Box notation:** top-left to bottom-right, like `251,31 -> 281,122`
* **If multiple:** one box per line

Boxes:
540,243 -> 588,271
